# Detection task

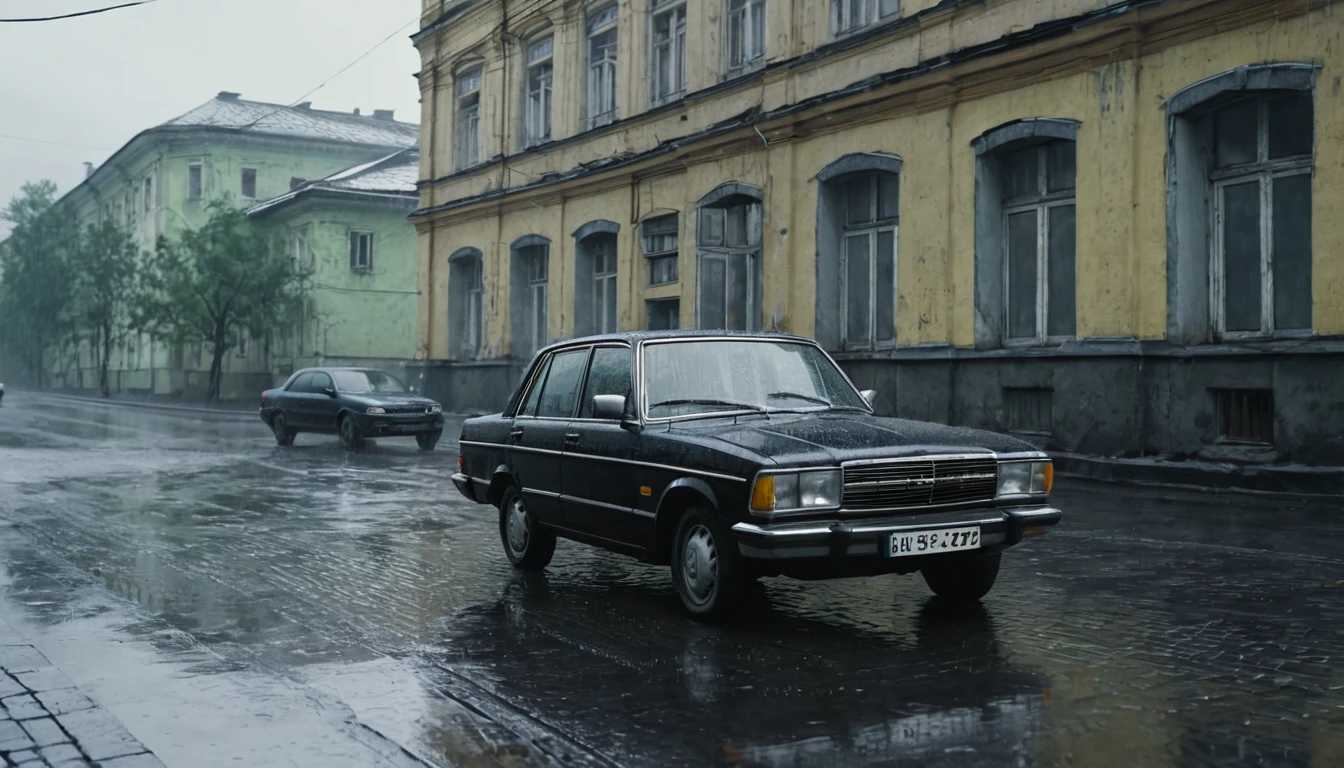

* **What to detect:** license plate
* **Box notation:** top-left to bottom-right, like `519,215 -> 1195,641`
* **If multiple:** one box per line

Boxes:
885,526 -> 981,558
393,422 -> 424,433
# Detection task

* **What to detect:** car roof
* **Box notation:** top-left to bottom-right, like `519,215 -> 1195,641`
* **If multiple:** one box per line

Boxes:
535,329 -> 815,355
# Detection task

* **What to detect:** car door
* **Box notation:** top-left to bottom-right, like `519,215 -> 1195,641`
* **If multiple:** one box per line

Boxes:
282,372 -> 316,428
561,344 -> 644,546
308,371 -> 340,432
509,347 -> 590,528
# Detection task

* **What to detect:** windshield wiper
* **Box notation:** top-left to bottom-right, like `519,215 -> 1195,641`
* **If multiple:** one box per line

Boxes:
766,391 -> 832,407
650,398 -> 768,413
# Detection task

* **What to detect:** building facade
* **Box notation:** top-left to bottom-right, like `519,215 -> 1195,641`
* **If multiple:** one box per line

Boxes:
247,149 -> 421,380
411,0 -> 1344,466
48,92 -> 418,399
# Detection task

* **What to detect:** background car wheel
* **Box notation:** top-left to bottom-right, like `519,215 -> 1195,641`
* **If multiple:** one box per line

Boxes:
920,551 -> 1002,602
339,415 -> 364,452
270,413 -> 295,447
416,431 -> 441,451
498,487 -> 555,570
670,507 -> 745,622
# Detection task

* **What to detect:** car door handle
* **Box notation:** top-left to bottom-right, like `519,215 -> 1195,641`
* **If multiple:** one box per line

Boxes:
564,433 -> 581,444
509,428 -> 524,440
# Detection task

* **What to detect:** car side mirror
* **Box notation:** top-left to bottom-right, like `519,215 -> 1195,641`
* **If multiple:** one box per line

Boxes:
323,387 -> 337,398
593,394 -> 626,421
860,389 -> 877,406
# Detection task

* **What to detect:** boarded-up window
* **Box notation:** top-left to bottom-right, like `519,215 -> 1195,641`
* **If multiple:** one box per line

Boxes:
1005,387 -> 1052,435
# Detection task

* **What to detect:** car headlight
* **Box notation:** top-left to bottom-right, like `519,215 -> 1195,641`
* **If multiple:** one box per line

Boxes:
428,404 -> 442,414
751,469 -> 841,513
366,406 -> 386,414
996,461 -> 1053,497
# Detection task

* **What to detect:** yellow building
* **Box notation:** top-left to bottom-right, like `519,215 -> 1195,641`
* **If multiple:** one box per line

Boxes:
410,0 -> 1344,467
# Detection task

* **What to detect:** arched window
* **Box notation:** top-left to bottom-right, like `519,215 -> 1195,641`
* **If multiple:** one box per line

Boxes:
448,247 -> 484,359
573,220 -> 620,336
815,153 -> 902,351
1166,63 -> 1317,342
510,235 -> 550,358
696,183 -> 763,331
972,118 -> 1079,347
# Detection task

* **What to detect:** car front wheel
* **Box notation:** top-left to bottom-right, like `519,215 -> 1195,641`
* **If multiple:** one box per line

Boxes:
498,487 -> 555,570
921,551 -> 1001,602
339,415 -> 364,452
671,507 -> 745,622
271,413 -> 295,447
416,431 -> 441,451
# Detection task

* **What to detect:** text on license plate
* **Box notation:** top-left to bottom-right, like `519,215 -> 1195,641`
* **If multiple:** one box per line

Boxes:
886,526 -> 981,557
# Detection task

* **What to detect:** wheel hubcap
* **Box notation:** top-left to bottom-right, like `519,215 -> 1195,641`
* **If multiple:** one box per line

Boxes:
681,525 -> 718,605
507,499 -> 530,553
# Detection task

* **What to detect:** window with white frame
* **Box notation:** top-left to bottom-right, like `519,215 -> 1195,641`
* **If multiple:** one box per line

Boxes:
724,0 -> 765,78
1210,93 -> 1313,336
839,173 -> 898,350
456,65 -> 482,168
349,231 -> 374,271
999,141 -> 1076,343
290,228 -> 310,271
511,241 -> 550,358
832,0 -> 899,36
524,36 -> 553,147
697,193 -> 763,331
449,252 -> 485,359
586,4 -> 619,128
642,214 -> 678,286
651,0 -> 686,105
593,237 -> 618,334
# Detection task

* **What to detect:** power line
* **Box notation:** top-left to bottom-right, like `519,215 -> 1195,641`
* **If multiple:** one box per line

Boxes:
0,0 -> 155,23
0,132 -> 111,151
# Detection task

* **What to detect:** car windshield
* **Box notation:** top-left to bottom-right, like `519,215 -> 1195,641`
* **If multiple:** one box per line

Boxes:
331,370 -> 406,394
643,339 -> 869,419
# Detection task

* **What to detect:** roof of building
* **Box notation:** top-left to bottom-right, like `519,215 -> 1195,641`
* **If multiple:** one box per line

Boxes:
246,148 -> 420,218
160,92 -> 417,148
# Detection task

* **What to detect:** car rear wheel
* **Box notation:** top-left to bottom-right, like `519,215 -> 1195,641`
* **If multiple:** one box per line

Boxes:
498,487 -> 555,570
416,431 -> 441,451
271,413 -> 295,447
921,551 -> 1001,602
339,415 -> 364,452
670,507 -> 745,622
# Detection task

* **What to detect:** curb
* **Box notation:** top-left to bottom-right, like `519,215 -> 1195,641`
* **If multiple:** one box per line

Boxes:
23,391 -> 257,422
1054,452 -> 1344,497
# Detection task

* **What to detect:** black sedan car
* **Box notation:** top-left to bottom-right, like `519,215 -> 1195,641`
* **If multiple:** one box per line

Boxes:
452,331 -> 1061,621
259,367 -> 444,451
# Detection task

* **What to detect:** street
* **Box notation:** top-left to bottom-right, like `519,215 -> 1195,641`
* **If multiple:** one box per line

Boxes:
0,391 -> 1341,768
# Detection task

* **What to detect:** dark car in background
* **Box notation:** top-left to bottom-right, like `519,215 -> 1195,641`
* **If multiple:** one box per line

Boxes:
259,367 -> 444,452
453,331 -> 1061,621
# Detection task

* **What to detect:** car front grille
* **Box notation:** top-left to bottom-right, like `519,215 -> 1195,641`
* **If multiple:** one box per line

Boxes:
382,405 -> 433,415
842,456 -> 999,511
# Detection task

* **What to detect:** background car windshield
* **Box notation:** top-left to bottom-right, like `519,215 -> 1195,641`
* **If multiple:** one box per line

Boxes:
332,370 -> 406,393
643,340 -> 867,418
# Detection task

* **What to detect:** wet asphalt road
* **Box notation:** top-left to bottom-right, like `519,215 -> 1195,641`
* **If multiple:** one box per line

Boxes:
0,391 -> 1342,768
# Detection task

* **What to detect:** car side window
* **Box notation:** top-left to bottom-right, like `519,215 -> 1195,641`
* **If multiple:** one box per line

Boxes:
287,372 -> 314,393
518,356 -> 553,418
535,349 -> 590,418
579,347 -> 632,419
310,372 -> 333,394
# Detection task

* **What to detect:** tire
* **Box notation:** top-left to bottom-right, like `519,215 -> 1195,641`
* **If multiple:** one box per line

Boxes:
670,507 -> 746,622
416,431 -> 442,451
339,414 -> 364,452
498,487 -> 556,570
270,413 -> 295,447
921,551 -> 1002,602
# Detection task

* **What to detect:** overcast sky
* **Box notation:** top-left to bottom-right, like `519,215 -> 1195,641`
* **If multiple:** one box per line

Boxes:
0,0 -> 423,236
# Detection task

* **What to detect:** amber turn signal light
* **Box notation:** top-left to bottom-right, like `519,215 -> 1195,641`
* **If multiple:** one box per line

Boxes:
1043,462 -> 1054,494
750,476 -> 775,511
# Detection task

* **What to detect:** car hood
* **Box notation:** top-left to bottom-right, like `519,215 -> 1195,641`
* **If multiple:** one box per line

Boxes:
347,393 -> 440,407
678,412 -> 1041,465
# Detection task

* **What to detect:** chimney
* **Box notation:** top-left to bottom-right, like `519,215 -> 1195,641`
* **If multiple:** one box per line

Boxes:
83,162 -> 95,178
373,109 -> 395,121
352,108 -> 361,116
296,102 -> 312,110
217,91 -> 241,101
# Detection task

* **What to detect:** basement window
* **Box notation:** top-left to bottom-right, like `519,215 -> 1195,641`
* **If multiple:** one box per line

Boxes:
1213,388 -> 1273,444
1005,387 -> 1053,435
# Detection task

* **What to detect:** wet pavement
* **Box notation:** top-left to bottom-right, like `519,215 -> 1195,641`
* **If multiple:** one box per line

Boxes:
0,390 -> 1341,767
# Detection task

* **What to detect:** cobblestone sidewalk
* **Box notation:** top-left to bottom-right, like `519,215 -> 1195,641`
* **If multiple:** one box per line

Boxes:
0,645 -> 162,768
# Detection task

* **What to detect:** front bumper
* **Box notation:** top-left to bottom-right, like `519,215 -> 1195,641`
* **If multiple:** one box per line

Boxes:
357,413 -> 444,437
731,505 -> 1060,560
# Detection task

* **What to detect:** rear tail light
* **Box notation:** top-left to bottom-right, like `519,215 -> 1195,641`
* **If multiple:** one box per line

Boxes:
458,455 -> 464,470
261,393 -> 267,405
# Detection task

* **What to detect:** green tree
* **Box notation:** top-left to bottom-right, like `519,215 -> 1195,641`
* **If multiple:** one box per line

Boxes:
0,180 -> 77,387
142,202 -> 303,402
72,220 -> 143,398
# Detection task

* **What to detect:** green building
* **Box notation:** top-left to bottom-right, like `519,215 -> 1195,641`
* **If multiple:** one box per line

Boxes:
48,91 -> 418,399
247,149 -> 420,379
